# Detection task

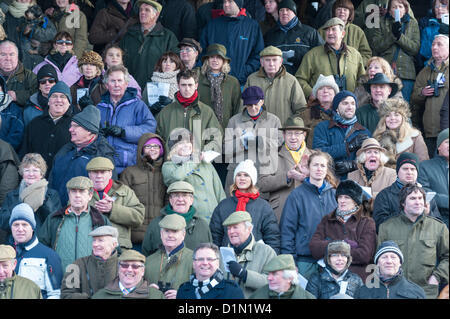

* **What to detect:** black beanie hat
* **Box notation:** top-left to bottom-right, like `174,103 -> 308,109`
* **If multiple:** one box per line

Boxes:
37,64 -> 58,82
396,152 -> 419,174
336,180 -> 363,205
278,0 -> 297,13
233,0 -> 243,9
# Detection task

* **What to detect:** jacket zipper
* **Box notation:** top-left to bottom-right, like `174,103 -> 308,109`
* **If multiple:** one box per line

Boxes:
75,216 -> 79,260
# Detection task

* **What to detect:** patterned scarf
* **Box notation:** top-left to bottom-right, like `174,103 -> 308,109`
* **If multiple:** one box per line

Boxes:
207,71 -> 225,124
335,206 -> 359,223
190,269 -> 224,299
277,16 -> 299,33
235,190 -> 260,211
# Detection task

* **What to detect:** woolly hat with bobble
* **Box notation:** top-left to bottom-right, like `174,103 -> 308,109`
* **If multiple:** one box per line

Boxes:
233,159 -> 257,186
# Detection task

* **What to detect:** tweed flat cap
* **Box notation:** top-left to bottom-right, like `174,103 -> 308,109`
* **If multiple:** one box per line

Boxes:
322,17 -> 346,29
136,0 -> 162,12
260,46 -> 282,57
66,176 -> 93,190
159,214 -> 187,231
86,157 -> 115,171
0,245 -> 16,261
89,226 -> 119,239
222,211 -> 252,226
118,249 -> 146,263
263,254 -> 297,272
167,181 -> 194,194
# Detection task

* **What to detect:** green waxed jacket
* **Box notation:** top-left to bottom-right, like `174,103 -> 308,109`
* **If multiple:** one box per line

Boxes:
249,283 -> 316,299
0,274 -> 42,299
4,62 -> 37,107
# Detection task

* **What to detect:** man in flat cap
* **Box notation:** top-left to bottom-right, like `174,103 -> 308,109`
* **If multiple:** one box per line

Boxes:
244,46 -> 307,127
221,211 -> 277,297
144,214 -> 193,299
0,244 -> 42,299
61,226 -> 119,299
296,17 -> 365,100
86,157 -> 145,250
48,104 -> 115,205
141,181 -> 212,256
38,176 -> 111,271
120,0 -> 179,90
249,254 -> 315,299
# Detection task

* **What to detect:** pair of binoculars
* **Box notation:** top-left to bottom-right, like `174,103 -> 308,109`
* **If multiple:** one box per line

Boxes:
334,74 -> 347,91
427,80 -> 444,97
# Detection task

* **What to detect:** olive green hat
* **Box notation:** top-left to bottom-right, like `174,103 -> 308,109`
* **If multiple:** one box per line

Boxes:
222,211 -> 252,226
89,226 -> 119,239
159,214 -> 187,231
202,43 -> 231,63
66,176 -> 93,190
167,181 -> 194,194
118,249 -> 146,263
86,157 -> 115,171
322,17 -> 346,29
0,245 -> 16,262
279,116 -> 310,131
260,45 -> 282,57
263,254 -> 297,272
136,0 -> 162,13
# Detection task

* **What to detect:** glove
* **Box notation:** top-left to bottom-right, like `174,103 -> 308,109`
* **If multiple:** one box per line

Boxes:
391,21 -> 402,39
240,130 -> 255,150
158,95 -> 173,106
149,101 -> 164,115
347,134 -> 369,153
334,160 -> 357,176
227,261 -> 247,280
108,125 -> 125,138
439,22 -> 449,35
78,95 -> 94,110
100,126 -> 111,137
345,239 -> 359,249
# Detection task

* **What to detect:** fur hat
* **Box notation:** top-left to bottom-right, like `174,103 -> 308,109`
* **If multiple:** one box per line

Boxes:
325,240 -> 352,273
336,180 -> 363,205
378,98 -> 411,119
78,50 -> 104,71
233,159 -> 257,186
312,74 -> 339,98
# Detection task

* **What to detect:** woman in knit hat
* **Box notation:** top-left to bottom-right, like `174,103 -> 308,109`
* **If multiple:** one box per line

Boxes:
373,98 -> 429,168
306,240 -> 363,299
309,179 -> 377,281
70,50 -> 107,110
210,159 -> 281,254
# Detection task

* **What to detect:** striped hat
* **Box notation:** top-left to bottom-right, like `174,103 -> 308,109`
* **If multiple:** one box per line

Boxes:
374,241 -> 404,264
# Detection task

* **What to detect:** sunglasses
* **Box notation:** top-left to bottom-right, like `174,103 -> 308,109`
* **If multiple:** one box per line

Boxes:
39,78 -> 56,84
119,262 -> 144,270
56,40 -> 73,45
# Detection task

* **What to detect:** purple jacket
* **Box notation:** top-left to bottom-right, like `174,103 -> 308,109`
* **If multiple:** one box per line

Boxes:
33,56 -> 82,87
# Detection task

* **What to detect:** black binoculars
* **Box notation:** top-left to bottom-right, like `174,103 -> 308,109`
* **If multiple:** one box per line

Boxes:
334,74 -> 347,91
427,80 -> 444,97
157,281 -> 172,293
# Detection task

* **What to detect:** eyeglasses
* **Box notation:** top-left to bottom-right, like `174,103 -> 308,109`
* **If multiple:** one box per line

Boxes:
56,40 -> 73,45
39,78 -> 56,84
169,192 -> 192,199
180,47 -> 195,53
329,253 -> 348,258
119,262 -> 144,270
143,144 -> 160,150
193,257 -> 218,262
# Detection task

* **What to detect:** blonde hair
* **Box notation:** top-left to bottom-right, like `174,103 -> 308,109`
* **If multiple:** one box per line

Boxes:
201,58 -> 231,75
229,180 -> 259,196
308,150 -> 339,189
373,98 -> 414,143
19,153 -> 47,177
357,150 -> 389,165
366,56 -> 396,82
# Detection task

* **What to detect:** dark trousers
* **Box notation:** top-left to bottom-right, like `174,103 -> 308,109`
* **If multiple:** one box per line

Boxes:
424,137 -> 437,159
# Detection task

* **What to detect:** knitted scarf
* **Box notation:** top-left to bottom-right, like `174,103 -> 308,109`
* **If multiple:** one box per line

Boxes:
176,91 -> 198,108
277,16 -> 299,33
190,268 -> 224,299
150,70 -> 180,99
19,179 -> 48,212
8,1 -> 30,18
333,112 -> 357,137
235,190 -> 259,211
335,206 -> 359,223
206,71 -> 225,124
165,204 -> 196,224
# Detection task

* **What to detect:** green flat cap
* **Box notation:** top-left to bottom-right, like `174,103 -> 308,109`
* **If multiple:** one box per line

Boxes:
279,116 -> 310,131
159,214 -> 187,230
260,45 -> 282,57
86,157 -> 115,171
222,211 -> 252,226
118,249 -> 146,263
0,245 -> 16,261
136,0 -> 162,13
66,176 -> 93,190
167,181 -> 194,194
89,226 -> 118,239
322,17 -> 345,29
263,254 -> 297,272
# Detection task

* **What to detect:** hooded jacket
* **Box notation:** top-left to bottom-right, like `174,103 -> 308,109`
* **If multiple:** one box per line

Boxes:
0,76 -> 24,150
33,55 -> 82,87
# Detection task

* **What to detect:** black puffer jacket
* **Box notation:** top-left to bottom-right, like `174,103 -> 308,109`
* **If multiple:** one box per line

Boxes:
306,267 -> 363,299
355,273 -> 426,299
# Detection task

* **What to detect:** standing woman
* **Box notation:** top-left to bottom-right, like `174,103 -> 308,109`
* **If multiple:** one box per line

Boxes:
210,159 -> 281,254
259,0 -> 280,36
280,150 -> 339,280
367,0 -> 420,102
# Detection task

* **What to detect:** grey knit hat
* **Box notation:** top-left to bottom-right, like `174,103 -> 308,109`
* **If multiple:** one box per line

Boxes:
71,105 -> 101,134
9,203 -> 36,230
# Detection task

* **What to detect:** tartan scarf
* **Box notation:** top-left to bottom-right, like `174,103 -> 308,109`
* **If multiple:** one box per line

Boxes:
190,269 -> 224,299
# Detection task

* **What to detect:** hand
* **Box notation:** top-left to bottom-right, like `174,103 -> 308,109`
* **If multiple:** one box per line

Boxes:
7,91 -> 16,101
428,275 -> 439,285
345,239 -> 358,249
94,195 -> 113,213
100,126 -> 111,137
164,289 -> 177,299
287,165 -> 307,182
78,95 -> 94,109
392,21 -> 402,39
421,86 -> 435,97
108,125 -> 125,138
227,261 -> 247,279
347,134 -> 369,153
158,95 -> 172,106
334,160 -> 358,175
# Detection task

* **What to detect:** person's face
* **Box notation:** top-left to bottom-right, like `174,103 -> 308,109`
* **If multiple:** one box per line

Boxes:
325,25 -> 345,47
438,139 -> 449,159
261,56 -> 282,76
56,0 -> 69,8
0,260 -> 17,282
390,0 -> 406,19
175,141 -> 193,157
139,3 -> 159,26
193,248 -> 220,281
179,46 -> 198,65
160,228 -> 185,252
403,190 -> 425,218
68,188 -> 93,211
377,252 -> 401,278
208,55 -> 224,73
337,194 -> 356,211
329,253 -> 348,273
39,76 -> 57,96
223,0 -> 240,16
431,37 -> 450,62
235,172 -> 252,191
367,62 -> 383,79
88,170 -> 113,191
11,220 -> 34,244
227,222 -> 252,247
92,235 -> 117,260
397,163 -> 417,184
143,143 -> 161,160
316,86 -> 336,105
337,96 -> 356,120
178,77 -> 198,99
106,71 -> 128,100
385,111 -> 403,130
48,92 -> 70,118
22,164 -> 43,186
54,38 -> 73,55
283,130 -> 306,150
335,6 -> 350,24
370,84 -> 392,104
118,260 -> 145,288
309,155 -> 328,182
434,0 -> 449,18
161,57 -> 177,73
264,0 -> 278,14
246,99 -> 264,117
69,121 -> 95,146
104,48 -> 123,68
267,270 -> 291,293
81,64 -> 98,80
364,148 -> 381,171
0,43 -> 19,73
169,192 -> 194,214
279,8 -> 296,25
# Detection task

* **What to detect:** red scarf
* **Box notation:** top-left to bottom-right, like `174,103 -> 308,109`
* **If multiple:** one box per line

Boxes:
95,179 -> 113,199
216,8 -> 247,17
235,190 -> 259,211
176,90 -> 198,108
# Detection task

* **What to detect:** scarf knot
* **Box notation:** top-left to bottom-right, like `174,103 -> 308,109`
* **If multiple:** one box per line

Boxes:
190,269 -> 224,299
235,190 -> 259,211
176,91 -> 198,108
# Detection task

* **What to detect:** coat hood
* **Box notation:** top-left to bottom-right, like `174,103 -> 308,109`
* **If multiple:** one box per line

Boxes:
136,132 -> 165,168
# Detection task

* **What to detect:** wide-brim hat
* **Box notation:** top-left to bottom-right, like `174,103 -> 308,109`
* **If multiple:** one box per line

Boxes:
201,43 -> 231,63
279,116 -> 310,131
356,138 -> 387,157
363,73 -> 399,98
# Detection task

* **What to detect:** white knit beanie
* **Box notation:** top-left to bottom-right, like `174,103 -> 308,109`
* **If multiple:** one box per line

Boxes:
233,159 -> 257,186
312,74 -> 340,97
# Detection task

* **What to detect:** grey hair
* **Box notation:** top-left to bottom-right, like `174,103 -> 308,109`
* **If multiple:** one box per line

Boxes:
0,40 -> 19,55
103,64 -> 130,84
357,149 -> 389,165
282,269 -> 299,286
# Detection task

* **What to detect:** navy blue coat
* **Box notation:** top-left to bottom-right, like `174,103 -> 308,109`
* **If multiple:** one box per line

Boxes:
176,279 -> 245,299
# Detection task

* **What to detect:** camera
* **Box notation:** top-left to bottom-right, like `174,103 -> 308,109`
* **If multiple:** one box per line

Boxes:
427,80 -> 444,97
157,281 -> 172,293
334,74 -> 347,91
